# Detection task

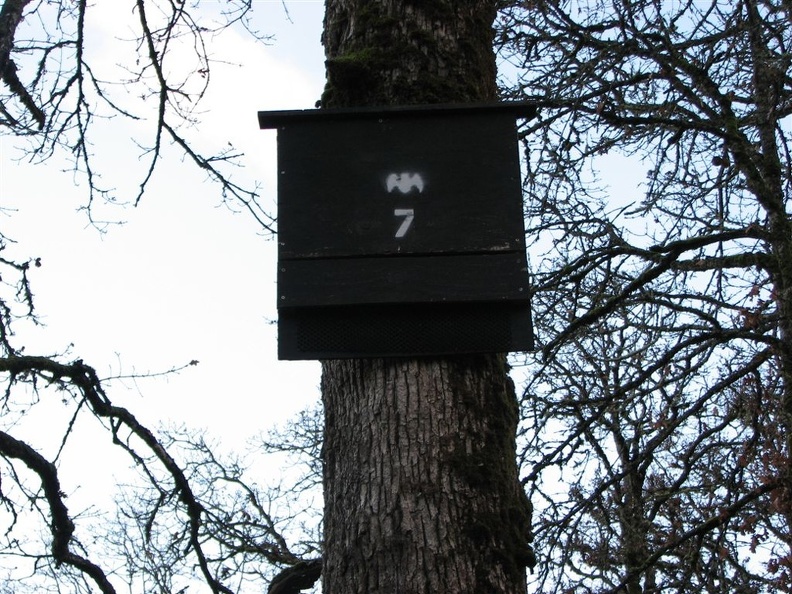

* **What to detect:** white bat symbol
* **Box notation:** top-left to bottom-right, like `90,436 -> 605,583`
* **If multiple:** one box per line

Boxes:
386,172 -> 424,194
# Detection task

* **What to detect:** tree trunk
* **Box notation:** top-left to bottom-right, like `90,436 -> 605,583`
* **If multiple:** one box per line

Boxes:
322,357 -> 533,594
319,2 -> 534,593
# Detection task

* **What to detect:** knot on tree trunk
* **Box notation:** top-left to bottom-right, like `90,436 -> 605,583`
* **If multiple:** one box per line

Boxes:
268,559 -> 322,594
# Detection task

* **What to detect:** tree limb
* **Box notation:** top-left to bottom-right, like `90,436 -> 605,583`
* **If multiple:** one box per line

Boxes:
267,558 -> 322,594
0,0 -> 44,128
0,429 -> 116,593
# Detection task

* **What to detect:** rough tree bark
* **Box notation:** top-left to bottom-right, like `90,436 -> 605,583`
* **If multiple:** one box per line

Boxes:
319,2 -> 534,593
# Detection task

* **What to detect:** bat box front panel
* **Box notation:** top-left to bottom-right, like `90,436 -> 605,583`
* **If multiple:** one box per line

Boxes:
277,303 -> 535,360
276,111 -> 525,260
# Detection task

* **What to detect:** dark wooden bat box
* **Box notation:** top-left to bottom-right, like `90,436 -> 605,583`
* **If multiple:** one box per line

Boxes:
258,102 -> 536,360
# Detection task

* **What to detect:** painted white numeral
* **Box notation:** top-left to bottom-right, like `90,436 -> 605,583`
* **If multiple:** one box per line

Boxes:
394,208 -> 414,238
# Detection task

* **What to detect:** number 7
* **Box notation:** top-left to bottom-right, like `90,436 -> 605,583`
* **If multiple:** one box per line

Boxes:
394,208 -> 414,238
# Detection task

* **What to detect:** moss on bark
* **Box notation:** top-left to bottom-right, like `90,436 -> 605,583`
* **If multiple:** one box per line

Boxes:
321,0 -> 497,107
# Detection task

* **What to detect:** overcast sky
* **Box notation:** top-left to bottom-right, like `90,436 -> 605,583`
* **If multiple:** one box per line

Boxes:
0,0 -> 652,507
0,1 -> 327,448
0,7 -> 660,591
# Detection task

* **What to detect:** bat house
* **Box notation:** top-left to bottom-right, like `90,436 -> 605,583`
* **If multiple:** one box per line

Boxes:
258,102 -> 536,360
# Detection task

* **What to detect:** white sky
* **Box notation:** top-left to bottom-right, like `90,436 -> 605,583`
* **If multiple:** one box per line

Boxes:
0,0 -> 650,489
0,0 -> 654,477
0,1 -> 327,447
0,5 -> 653,590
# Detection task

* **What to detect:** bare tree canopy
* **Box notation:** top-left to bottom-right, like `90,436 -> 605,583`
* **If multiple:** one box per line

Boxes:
0,0 -> 273,228
496,1 -> 792,592
0,1 -> 313,592
5,0 -> 792,593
